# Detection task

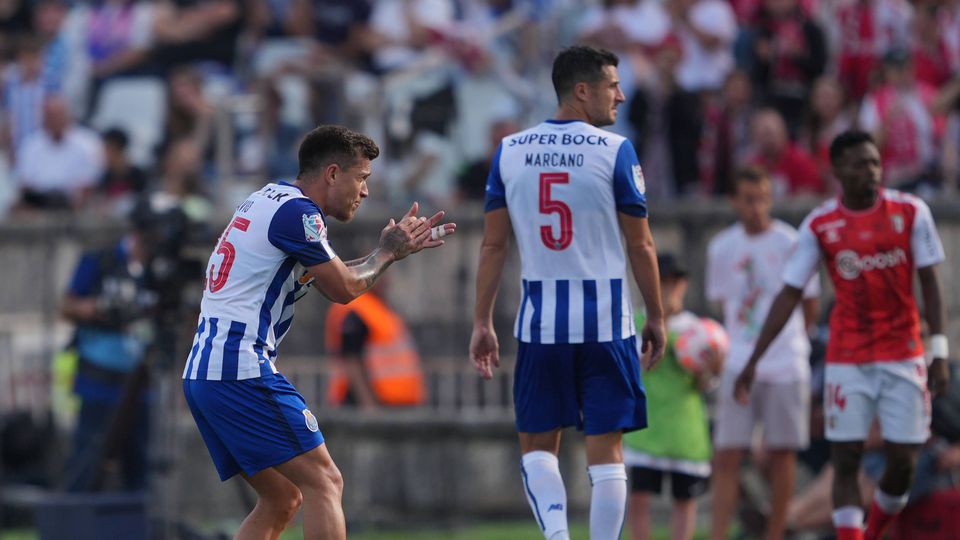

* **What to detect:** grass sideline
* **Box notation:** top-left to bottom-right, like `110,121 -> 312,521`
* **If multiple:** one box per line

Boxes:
2,522 -> 722,540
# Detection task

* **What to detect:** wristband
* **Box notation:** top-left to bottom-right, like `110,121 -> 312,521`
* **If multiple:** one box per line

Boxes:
930,334 -> 949,360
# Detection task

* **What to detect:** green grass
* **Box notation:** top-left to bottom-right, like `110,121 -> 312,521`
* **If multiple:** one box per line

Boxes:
4,521 -> 724,540
278,522 -> 718,540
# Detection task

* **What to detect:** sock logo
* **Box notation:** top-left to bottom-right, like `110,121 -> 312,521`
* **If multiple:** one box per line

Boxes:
547,503 -> 564,512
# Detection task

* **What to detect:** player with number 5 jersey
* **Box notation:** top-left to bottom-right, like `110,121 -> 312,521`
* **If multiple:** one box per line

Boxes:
470,46 -> 666,540
182,125 -> 455,540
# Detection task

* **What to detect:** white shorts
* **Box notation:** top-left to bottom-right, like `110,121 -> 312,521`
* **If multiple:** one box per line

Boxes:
824,358 -> 931,444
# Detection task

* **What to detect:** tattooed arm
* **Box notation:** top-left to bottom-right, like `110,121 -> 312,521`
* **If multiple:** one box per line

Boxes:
308,203 -> 457,304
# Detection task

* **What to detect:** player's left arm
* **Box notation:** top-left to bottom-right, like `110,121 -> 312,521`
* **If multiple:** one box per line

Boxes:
912,198 -> 949,395
918,264 -> 948,395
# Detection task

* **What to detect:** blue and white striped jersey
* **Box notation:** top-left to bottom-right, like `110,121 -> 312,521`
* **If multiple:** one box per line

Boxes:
183,182 -> 336,381
485,119 -> 648,344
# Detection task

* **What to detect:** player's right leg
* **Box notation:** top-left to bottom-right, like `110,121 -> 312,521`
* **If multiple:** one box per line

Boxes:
579,337 -> 646,540
237,469 -> 303,540
514,341 -> 579,540
824,362 -> 877,540
709,369 -> 756,540
864,357 -> 929,540
757,377 -> 809,540
274,444 -> 345,540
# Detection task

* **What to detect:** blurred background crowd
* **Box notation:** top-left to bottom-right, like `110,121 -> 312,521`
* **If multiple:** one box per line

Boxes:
2,0 -> 960,223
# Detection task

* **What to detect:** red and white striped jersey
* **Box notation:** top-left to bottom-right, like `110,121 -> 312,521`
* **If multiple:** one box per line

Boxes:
783,189 -> 944,364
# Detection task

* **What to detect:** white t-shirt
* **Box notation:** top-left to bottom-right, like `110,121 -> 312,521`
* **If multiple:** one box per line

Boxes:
15,126 -> 104,196
706,220 -> 819,382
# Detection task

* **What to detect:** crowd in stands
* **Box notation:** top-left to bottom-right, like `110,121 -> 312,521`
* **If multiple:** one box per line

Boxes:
1,0 -> 959,221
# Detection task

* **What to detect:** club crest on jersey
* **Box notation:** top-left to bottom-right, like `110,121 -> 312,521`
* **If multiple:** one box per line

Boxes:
632,164 -> 646,194
302,408 -> 319,432
302,213 -> 325,242
891,214 -> 904,233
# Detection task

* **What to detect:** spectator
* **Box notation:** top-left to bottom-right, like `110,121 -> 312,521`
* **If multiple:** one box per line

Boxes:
15,95 -> 104,210
624,253 -> 720,540
150,0 -> 242,70
828,0 -> 913,101
910,3 -> 951,90
671,0 -> 738,93
60,211 -> 159,491
706,166 -> 819,540
798,76 -> 854,185
702,69 -> 755,196
65,0 -> 155,112
161,65 -> 214,162
747,108 -> 824,198
858,48 -> 938,190
325,278 -> 426,409
152,137 -> 212,226
97,128 -> 147,207
747,0 -> 827,134
33,0 -> 69,92
456,117 -> 520,204
0,0 -> 33,52
941,0 -> 960,77
939,79 -> 960,195
628,34 -> 703,198
1,36 -> 50,162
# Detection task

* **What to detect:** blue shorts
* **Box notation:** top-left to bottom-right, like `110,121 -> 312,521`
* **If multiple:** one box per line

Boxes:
183,373 -> 324,481
514,336 -> 647,436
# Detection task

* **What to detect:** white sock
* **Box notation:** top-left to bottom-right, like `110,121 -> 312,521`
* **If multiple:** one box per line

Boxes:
588,463 -> 627,540
521,451 -> 569,540
874,488 -> 909,514
833,505 -> 864,528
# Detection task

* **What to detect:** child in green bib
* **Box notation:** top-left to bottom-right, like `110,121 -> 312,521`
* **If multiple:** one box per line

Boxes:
624,254 -> 723,540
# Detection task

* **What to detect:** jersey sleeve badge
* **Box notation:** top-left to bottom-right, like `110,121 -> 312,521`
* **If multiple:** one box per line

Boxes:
302,213 -> 326,242
632,164 -> 646,195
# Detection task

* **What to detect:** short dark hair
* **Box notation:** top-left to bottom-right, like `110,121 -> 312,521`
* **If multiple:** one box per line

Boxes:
829,130 -> 875,165
297,125 -> 380,178
102,127 -> 129,149
732,165 -> 769,194
551,46 -> 619,103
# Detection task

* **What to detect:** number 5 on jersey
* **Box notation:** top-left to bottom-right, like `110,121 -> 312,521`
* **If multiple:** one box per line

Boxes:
540,172 -> 572,251
208,217 -> 251,292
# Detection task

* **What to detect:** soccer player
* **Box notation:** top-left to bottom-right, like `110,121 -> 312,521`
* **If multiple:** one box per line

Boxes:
706,166 -> 820,540
182,125 -> 455,540
470,45 -> 666,540
734,130 -> 950,540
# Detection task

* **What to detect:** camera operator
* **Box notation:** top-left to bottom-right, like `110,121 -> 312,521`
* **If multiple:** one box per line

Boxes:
60,211 -> 160,492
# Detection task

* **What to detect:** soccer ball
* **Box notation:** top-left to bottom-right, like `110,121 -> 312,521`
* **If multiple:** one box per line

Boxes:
674,318 -> 729,374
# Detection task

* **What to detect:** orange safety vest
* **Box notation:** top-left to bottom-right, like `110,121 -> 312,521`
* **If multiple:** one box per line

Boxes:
325,293 -> 426,406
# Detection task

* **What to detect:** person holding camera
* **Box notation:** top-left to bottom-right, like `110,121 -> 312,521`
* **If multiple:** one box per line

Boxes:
61,215 -> 159,492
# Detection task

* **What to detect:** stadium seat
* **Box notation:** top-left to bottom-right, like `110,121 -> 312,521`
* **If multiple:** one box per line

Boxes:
89,77 -> 167,168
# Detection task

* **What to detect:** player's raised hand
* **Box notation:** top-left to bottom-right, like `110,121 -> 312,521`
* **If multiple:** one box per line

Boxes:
414,210 -> 457,251
470,323 -> 500,380
733,364 -> 756,405
639,318 -> 666,371
379,202 -> 431,260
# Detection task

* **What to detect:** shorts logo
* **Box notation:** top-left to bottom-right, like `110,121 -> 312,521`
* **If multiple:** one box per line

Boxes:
302,213 -> 326,242
632,164 -> 645,195
835,248 -> 907,280
302,409 -> 319,432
